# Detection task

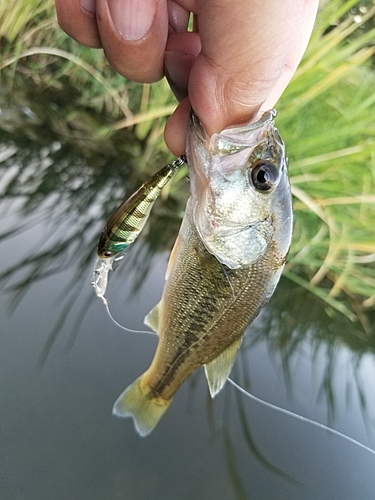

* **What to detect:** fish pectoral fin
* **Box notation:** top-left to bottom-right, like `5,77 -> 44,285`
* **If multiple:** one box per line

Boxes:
204,337 -> 243,398
144,302 -> 161,335
194,245 -> 220,283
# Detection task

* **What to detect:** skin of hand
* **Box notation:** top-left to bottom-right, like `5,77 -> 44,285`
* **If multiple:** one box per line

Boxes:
55,0 -> 319,155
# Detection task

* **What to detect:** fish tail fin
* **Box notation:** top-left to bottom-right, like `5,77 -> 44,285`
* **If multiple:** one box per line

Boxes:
112,374 -> 172,437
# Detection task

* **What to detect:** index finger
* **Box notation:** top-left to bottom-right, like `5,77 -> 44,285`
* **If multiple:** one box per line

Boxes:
55,0 -> 102,48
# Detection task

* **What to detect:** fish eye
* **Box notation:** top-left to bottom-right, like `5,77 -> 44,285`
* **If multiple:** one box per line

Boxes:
250,160 -> 278,192
103,250 -> 114,258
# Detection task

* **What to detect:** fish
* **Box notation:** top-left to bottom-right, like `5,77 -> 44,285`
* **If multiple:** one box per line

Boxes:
112,109 -> 293,436
91,155 -> 186,303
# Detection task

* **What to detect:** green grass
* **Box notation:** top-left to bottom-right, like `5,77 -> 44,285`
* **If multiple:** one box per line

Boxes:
277,1 -> 375,317
1,0 -> 375,320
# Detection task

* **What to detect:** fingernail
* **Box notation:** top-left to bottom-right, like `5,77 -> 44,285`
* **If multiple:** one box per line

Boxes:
80,0 -> 96,13
108,0 -> 157,41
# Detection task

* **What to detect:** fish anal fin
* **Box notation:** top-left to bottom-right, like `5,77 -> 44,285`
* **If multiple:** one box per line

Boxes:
144,302 -> 161,335
113,374 -> 172,437
204,337 -> 243,398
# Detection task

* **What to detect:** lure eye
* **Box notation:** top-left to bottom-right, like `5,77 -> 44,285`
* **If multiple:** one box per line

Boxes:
103,250 -> 114,258
251,161 -> 278,192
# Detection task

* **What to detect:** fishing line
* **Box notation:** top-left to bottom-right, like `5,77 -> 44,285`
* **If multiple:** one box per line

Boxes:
227,378 -> 375,457
104,302 -> 154,335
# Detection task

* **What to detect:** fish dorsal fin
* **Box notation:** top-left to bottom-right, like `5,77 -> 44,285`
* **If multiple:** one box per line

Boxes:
204,337 -> 243,398
144,302 -> 161,335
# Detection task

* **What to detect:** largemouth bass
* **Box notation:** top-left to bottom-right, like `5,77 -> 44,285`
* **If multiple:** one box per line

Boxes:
113,109 -> 293,436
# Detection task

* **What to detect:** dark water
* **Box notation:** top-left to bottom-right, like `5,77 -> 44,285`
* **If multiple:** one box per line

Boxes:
1,94 -> 375,500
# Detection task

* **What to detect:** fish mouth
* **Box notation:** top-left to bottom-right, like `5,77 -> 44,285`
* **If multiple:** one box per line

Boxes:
208,109 -> 277,157
187,108 -> 280,205
189,108 -> 277,163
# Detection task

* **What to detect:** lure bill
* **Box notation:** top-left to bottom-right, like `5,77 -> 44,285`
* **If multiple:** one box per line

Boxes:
91,155 -> 186,304
91,255 -> 116,305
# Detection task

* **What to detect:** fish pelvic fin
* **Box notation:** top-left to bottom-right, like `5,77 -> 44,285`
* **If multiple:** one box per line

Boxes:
204,337 -> 243,398
112,374 -> 172,437
144,302 -> 161,334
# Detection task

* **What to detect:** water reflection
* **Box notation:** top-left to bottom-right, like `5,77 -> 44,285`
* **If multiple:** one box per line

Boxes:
2,85 -> 375,499
0,84 -> 189,361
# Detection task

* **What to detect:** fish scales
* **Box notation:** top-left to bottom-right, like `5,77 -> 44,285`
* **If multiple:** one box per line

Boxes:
145,199 -> 281,399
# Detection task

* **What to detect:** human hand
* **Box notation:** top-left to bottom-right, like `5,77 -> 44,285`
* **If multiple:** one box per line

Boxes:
55,0 -> 319,155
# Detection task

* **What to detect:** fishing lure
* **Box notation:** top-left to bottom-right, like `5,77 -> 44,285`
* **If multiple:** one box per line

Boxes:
91,155 -> 186,304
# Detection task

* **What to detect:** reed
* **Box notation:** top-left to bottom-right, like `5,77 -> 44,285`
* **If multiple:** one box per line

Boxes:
278,1 -> 375,316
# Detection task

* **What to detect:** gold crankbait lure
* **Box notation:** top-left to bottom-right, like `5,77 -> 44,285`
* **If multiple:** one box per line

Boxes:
91,155 -> 186,304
